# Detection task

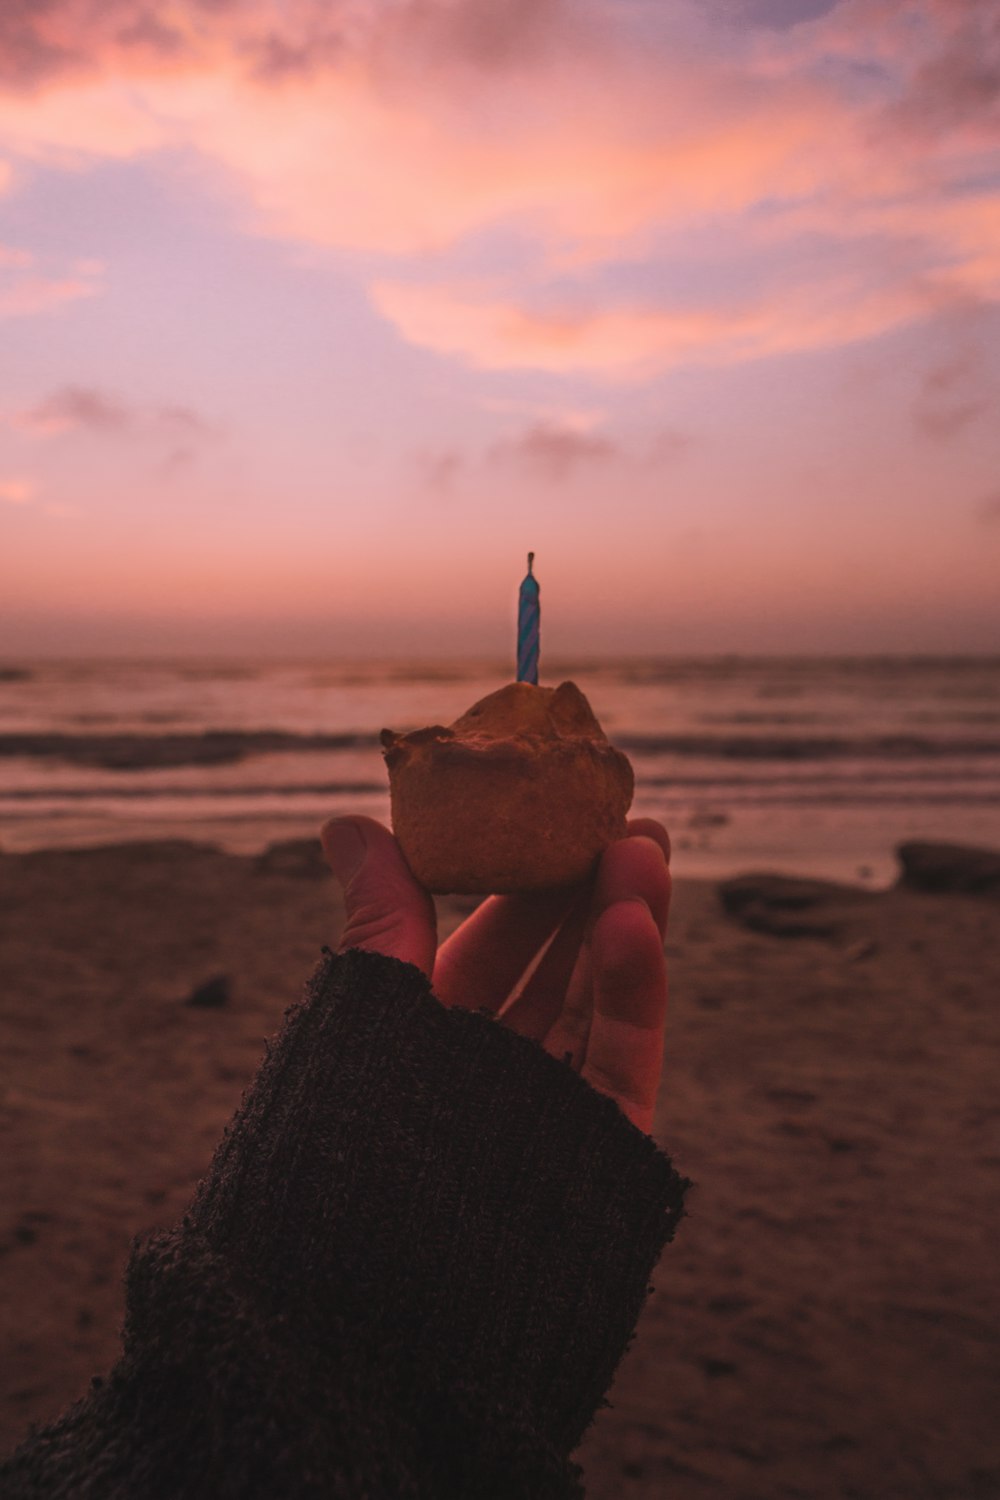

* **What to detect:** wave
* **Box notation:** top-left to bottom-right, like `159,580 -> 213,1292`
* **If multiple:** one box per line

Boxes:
5,727 -> 1000,769
906,711 -> 1000,725
697,712 -> 829,726
575,655 -> 1000,687
1,781 -> 386,800
3,786 -> 999,811
641,767 -> 1000,788
619,733 -> 1000,759
0,730 -> 380,770
14,768 -> 998,797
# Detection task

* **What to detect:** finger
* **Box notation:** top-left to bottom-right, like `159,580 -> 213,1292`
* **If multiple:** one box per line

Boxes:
433,885 -> 583,1012
626,817 -> 671,867
496,897 -> 590,1039
511,832 -> 670,1045
593,835 -> 671,939
531,942 -> 593,1063
321,816 -> 437,979
581,899 -> 668,1136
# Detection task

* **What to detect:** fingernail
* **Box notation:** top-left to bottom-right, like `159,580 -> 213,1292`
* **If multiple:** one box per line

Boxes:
322,819 -> 367,887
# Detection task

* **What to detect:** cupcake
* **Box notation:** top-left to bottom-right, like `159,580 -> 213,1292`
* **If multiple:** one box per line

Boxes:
380,680 -> 633,894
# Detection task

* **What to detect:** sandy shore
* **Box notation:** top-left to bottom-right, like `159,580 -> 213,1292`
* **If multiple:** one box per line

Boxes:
1,841 -> 998,1498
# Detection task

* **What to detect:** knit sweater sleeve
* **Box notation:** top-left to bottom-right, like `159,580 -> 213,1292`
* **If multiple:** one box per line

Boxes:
2,948 -> 688,1499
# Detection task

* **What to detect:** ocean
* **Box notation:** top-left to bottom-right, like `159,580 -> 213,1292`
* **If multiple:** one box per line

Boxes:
2,656 -> 999,885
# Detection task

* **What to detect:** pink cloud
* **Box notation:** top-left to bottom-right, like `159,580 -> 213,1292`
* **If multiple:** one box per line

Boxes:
0,242 -> 102,319
16,384 -> 217,437
1,0 -> 998,374
0,272 -> 97,318
416,447 -> 465,495
0,0 -> 582,91
977,490 -> 1000,524
0,242 -> 32,268
415,416 -> 692,490
0,2 -> 844,252
0,476 -> 36,504
371,268 -> 972,378
18,384 -> 132,433
911,334 -> 994,441
487,421 -> 619,481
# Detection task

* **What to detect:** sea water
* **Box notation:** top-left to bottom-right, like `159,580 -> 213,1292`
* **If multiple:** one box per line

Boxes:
1,656 -> 999,885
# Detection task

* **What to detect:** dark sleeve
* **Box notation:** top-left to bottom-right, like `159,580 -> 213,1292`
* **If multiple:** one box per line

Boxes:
2,948 -> 688,1499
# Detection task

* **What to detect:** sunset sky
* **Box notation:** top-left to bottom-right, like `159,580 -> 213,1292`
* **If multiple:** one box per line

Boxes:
1,0 -> 998,657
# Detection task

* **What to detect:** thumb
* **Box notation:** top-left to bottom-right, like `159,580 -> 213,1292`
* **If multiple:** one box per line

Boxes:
321,816 -> 437,978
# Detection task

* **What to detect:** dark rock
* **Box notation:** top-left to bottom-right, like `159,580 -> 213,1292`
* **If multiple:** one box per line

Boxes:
896,841 -> 1000,896
185,974 -> 231,1009
718,873 -> 873,938
844,937 -> 879,962
695,992 -> 726,1009
254,838 -> 328,879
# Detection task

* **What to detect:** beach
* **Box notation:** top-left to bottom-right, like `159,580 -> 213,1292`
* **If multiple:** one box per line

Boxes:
2,838 -> 997,1498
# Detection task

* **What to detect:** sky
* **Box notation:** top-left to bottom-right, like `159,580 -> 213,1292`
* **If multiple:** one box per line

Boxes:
1,0 -> 999,658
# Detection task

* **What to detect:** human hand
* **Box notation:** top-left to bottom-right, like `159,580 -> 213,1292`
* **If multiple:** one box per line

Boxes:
320,816 -> 670,1136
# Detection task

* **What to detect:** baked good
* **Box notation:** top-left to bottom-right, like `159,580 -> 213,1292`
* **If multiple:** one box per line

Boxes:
380,680 -> 634,894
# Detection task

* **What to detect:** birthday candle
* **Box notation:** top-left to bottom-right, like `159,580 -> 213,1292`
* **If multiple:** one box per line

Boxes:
516,552 -> 540,685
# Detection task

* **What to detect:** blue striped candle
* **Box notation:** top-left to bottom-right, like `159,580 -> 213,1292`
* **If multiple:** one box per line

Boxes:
516,552 -> 540,685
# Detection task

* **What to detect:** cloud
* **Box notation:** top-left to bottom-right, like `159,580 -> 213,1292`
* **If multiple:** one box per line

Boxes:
977,491 -> 1000,524
2,0 -> 1000,378
0,0 -> 81,89
886,6 -> 1000,138
116,10 -> 187,60
0,0 -> 226,88
0,243 -> 32,268
0,0 -> 581,90
912,337 -> 993,440
0,476 -> 36,503
487,420 -> 619,481
20,384 -> 131,433
731,0 -> 841,29
371,268 -> 969,379
0,1 -> 847,258
156,445 -> 197,477
914,395 -> 989,440
0,274 -> 97,317
373,0 -> 579,76
647,427 -> 696,464
417,447 -> 465,495
418,416 -> 691,488
0,0 -> 579,104
16,384 -> 217,440
0,245 -> 100,318
155,403 -> 216,437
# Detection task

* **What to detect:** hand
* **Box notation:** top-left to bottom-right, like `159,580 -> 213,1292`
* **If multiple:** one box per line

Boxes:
320,816 -> 670,1136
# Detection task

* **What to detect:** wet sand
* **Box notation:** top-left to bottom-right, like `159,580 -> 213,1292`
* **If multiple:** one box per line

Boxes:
1,841 -> 998,1498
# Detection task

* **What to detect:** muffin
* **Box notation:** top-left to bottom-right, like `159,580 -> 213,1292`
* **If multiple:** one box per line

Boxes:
380,680 -> 633,894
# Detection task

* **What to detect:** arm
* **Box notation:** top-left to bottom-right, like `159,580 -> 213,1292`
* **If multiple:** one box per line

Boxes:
3,826 -> 687,1499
